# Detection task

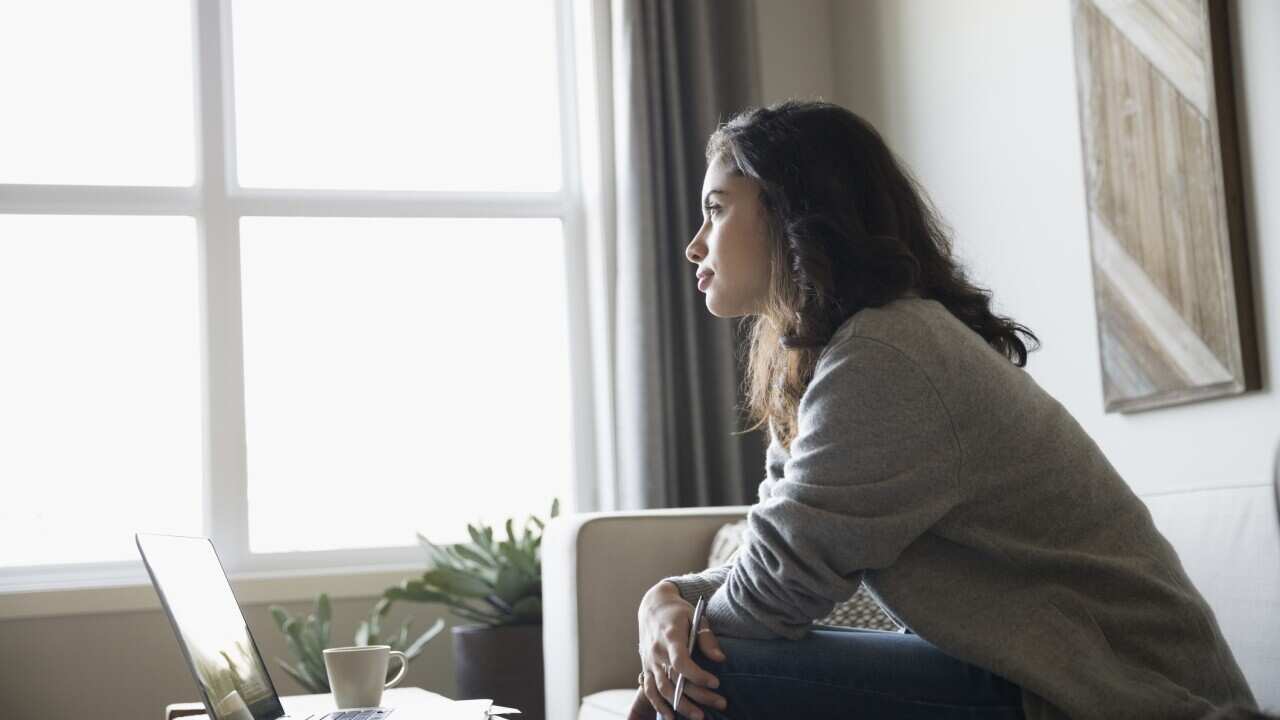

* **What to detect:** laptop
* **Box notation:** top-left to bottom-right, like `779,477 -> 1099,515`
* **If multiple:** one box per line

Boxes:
136,532 -> 398,720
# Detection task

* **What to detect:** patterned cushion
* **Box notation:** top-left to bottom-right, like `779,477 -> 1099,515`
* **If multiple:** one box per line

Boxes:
707,519 -> 902,631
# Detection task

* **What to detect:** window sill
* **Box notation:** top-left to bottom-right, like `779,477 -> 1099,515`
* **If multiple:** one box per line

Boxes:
0,562 -> 425,621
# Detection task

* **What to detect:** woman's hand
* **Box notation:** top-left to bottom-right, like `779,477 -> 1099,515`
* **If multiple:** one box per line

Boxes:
629,581 -> 729,720
625,687 -> 657,720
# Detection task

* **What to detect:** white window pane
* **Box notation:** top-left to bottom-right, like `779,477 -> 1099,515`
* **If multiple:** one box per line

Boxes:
240,217 -> 573,553
231,0 -> 563,192
0,1 -> 196,186
0,215 -> 203,568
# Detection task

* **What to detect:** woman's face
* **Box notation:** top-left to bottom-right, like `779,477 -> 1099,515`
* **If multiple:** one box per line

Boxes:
686,156 -> 773,317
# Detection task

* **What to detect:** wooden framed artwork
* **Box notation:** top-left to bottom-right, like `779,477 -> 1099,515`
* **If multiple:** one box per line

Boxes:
1070,0 -> 1259,413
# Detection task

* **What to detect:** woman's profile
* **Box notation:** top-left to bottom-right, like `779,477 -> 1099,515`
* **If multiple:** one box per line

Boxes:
627,100 -> 1261,719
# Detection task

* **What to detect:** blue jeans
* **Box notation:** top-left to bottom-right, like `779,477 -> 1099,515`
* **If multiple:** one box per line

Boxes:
691,625 -> 1026,720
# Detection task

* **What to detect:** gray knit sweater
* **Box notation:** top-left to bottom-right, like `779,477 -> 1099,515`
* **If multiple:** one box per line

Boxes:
664,297 -> 1256,719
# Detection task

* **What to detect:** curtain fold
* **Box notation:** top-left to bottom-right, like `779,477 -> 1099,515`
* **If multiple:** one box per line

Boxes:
573,0 -> 765,512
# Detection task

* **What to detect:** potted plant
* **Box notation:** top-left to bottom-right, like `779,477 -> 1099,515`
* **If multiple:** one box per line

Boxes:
385,499 -> 559,720
268,592 -> 445,693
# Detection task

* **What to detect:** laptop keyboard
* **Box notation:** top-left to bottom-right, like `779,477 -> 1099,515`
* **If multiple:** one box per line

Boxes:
317,710 -> 391,720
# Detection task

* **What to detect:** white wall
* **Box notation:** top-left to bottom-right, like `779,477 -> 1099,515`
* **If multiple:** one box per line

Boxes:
831,0 -> 1277,495
755,0 -> 836,105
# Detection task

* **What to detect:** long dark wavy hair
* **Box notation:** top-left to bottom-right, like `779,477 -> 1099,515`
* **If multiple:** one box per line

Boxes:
712,100 -> 1041,450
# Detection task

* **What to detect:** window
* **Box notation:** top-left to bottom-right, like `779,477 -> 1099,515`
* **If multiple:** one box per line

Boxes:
239,217 -> 572,556
0,215 -> 203,567
0,0 -> 584,597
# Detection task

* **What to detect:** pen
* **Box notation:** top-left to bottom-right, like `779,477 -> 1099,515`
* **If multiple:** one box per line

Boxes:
670,594 -> 706,719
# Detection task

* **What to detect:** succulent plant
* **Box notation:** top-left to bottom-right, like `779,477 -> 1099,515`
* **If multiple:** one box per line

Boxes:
269,592 -> 445,693
384,499 -> 560,627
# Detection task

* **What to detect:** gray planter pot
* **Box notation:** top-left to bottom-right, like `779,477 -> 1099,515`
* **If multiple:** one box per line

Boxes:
451,623 -> 545,720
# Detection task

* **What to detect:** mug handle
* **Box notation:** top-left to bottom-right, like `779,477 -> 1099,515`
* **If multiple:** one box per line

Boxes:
384,650 -> 408,689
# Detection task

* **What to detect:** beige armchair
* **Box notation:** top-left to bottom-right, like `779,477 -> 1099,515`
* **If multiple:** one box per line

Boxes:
542,506 -> 750,720
540,468 -> 1280,718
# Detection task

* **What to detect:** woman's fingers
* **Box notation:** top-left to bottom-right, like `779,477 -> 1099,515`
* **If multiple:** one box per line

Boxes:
636,588 -> 729,719
695,619 -> 727,662
656,659 -> 727,714
642,670 -> 679,720
627,686 -> 657,720
650,667 -> 707,720
679,681 -> 728,713
666,644 -> 721,693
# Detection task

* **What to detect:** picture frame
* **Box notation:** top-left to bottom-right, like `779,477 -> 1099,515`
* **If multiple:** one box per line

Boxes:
1070,0 -> 1260,412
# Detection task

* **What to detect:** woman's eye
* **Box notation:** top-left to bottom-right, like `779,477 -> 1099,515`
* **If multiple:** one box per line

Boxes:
704,205 -> 720,217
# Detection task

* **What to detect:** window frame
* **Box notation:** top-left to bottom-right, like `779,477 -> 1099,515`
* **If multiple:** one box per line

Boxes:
0,0 -> 595,616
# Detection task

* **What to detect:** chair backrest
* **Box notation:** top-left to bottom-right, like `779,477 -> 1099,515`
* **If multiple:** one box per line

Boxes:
1136,442 -> 1280,709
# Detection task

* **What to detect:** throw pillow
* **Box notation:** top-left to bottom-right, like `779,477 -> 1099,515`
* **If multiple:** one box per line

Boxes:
706,519 -> 902,632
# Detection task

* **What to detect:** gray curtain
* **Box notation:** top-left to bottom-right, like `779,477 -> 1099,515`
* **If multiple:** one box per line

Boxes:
576,0 -> 766,511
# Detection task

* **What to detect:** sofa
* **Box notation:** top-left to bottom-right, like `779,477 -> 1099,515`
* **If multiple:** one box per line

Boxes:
543,448 -> 1280,718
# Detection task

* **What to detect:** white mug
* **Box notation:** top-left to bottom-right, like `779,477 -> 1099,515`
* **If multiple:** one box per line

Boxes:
322,645 -> 408,709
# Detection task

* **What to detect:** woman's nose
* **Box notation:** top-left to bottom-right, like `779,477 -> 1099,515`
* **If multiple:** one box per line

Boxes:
686,240 -> 703,263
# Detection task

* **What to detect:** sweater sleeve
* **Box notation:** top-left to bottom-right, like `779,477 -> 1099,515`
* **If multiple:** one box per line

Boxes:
663,564 -> 733,605
705,335 -> 964,640
662,474 -> 772,604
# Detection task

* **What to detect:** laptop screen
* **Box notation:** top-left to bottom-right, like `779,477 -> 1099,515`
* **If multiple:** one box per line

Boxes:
136,534 -> 286,720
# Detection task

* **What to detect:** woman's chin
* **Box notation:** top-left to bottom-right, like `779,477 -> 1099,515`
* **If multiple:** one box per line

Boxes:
705,294 -> 745,318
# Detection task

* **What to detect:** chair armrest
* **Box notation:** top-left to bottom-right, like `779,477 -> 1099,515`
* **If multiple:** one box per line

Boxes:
542,506 -> 749,719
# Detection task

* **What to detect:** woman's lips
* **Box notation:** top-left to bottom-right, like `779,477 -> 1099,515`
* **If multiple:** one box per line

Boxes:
698,273 -> 714,291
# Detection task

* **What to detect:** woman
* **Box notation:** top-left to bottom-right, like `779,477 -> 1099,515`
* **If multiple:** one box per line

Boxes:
627,100 -> 1260,719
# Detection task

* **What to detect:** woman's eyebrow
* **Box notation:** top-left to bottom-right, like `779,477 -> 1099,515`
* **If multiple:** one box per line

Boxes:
702,188 -> 728,205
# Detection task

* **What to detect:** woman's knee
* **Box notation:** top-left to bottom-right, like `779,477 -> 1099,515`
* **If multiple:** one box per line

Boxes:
688,637 -> 781,720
